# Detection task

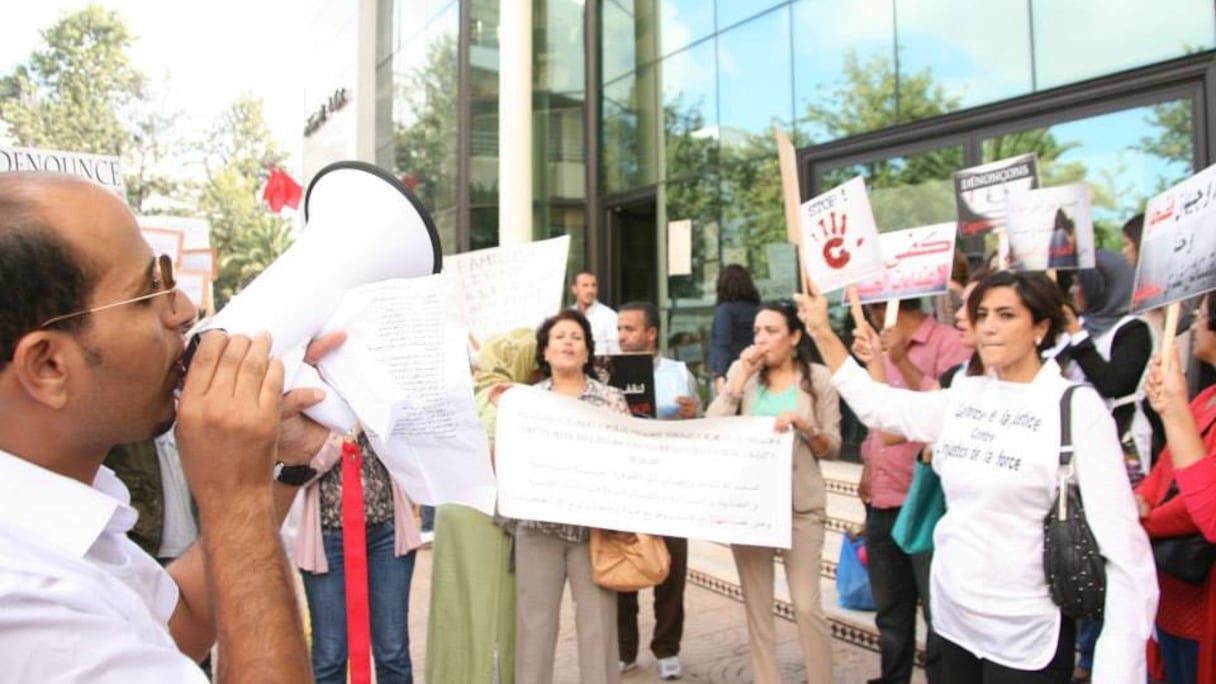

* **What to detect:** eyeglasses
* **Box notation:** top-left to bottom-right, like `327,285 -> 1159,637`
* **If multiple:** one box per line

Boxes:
39,254 -> 177,329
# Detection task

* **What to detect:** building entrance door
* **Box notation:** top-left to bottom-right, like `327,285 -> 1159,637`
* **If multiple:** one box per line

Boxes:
605,195 -> 658,309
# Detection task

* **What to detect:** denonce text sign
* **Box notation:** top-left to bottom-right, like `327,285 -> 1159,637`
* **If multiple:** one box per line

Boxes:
496,386 -> 794,548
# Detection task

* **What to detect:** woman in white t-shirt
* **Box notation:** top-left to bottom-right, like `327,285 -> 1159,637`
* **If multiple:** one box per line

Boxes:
795,270 -> 1158,684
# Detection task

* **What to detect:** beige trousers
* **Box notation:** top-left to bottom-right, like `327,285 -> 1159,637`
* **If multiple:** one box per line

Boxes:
514,526 -> 620,684
732,511 -> 833,684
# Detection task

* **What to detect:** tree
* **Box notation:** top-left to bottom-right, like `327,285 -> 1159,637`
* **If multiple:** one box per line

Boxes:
194,95 -> 294,308
0,5 -> 144,156
124,82 -> 187,213
394,33 -> 459,215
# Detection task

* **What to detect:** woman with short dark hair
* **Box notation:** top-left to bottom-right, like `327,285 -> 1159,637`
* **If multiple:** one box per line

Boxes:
710,264 -> 761,395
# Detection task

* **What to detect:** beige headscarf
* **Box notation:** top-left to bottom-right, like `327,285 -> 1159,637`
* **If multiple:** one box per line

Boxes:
473,327 -> 538,446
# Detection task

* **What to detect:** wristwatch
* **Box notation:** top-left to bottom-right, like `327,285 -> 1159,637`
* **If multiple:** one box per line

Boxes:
273,462 -> 317,486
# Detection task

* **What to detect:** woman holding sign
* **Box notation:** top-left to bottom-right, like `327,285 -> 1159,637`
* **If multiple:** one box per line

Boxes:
796,271 -> 1157,684
1137,292 -> 1216,684
707,300 -> 841,684
508,310 -> 630,684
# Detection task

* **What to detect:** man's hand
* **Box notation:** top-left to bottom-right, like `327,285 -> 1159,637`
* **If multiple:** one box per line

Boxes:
674,395 -> 697,419
277,331 -> 347,465
175,332 -> 282,503
880,326 -> 910,364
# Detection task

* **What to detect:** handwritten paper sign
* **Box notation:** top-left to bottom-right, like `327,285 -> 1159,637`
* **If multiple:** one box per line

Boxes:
798,176 -> 884,293
0,145 -> 125,198
446,234 -> 571,345
1131,163 -> 1216,312
852,223 -> 957,304
954,153 -> 1039,236
318,274 -> 497,513
1005,184 -> 1095,271
496,386 -> 794,548
140,228 -> 185,266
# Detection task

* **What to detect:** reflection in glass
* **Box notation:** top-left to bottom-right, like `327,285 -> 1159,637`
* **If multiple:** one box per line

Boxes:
666,175 -> 719,299
717,5 -> 792,159
1032,0 -> 1215,90
601,0 -> 638,84
650,0 -> 715,59
392,6 -> 459,214
792,0 -> 895,143
982,99 -> 1195,249
719,157 -> 786,286
537,0 -> 585,95
663,40 -> 718,181
602,70 -> 661,193
470,205 -> 498,251
820,146 -> 965,233
895,0 -> 1031,111
535,100 -> 586,201
717,1 -> 784,32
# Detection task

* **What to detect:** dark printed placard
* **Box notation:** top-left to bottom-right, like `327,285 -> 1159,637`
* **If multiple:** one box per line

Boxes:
596,353 -> 656,418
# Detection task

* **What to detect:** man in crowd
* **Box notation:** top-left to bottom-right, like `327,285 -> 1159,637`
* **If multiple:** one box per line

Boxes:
571,270 -> 620,355
615,301 -> 699,680
0,172 -> 335,681
855,298 -> 969,684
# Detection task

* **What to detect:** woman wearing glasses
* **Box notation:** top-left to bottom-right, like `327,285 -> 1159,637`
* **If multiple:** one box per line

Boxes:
706,301 -> 841,684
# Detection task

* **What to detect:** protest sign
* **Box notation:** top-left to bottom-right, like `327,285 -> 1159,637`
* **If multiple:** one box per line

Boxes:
446,234 -> 571,345
318,274 -> 497,514
597,353 -> 656,418
136,215 -> 213,251
496,386 -> 793,547
798,176 -> 884,293
140,227 -> 186,266
0,145 -> 125,197
954,153 -> 1039,237
1004,184 -> 1095,271
852,223 -> 957,304
1131,163 -> 1216,313
174,270 -> 212,311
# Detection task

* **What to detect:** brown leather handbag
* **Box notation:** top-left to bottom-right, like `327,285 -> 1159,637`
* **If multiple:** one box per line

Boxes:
589,529 -> 671,592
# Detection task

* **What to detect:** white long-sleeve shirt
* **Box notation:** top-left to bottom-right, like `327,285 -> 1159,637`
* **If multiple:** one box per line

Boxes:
833,358 -> 1157,682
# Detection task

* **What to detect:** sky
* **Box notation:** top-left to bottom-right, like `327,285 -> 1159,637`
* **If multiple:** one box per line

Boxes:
0,0 -> 307,173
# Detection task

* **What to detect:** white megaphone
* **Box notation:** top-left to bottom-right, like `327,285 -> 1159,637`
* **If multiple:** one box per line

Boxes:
188,160 -> 442,431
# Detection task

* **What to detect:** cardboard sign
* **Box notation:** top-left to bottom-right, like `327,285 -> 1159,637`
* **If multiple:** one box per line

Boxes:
1131,163 -> 1216,312
1005,184 -> 1096,271
954,153 -> 1040,237
853,223 -> 957,304
798,176 -> 884,292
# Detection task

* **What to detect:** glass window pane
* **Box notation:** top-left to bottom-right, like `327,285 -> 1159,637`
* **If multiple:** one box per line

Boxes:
792,0 -> 896,144
648,1 -> 715,59
536,99 -> 586,201
601,0 -> 639,83
602,69 -> 661,193
470,205 -> 499,250
537,0 -> 585,95
719,157 -> 789,289
1032,0 -> 1216,90
717,5 -> 792,160
819,145 -> 965,234
717,1 -> 784,32
895,0 -> 1032,112
982,98 -> 1196,251
666,175 -> 720,300
663,40 -> 718,181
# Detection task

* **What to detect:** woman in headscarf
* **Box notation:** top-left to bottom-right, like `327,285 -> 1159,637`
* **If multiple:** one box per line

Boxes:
1062,248 -> 1162,683
425,328 -> 538,684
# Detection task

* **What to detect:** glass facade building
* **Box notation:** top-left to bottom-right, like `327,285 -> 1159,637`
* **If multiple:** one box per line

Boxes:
365,0 -> 1216,421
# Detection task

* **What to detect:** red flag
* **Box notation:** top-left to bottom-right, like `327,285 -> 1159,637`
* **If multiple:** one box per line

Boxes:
262,166 -> 302,213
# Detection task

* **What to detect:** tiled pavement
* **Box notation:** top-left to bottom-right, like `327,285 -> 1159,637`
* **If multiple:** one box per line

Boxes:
404,542 -> 927,684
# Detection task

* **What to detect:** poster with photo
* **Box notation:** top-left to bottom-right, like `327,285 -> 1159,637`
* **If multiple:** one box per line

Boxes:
1004,184 -> 1096,271
798,176 -> 884,293
1131,163 -> 1216,312
954,153 -> 1039,237
596,353 -> 656,418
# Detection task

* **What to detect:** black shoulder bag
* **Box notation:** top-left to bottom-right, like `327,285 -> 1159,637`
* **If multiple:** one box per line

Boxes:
1043,385 -> 1106,620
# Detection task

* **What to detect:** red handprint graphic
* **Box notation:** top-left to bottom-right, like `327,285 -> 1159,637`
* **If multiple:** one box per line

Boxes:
818,211 -> 864,270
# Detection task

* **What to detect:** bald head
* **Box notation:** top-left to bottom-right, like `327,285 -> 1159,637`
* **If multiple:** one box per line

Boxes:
0,173 -> 107,364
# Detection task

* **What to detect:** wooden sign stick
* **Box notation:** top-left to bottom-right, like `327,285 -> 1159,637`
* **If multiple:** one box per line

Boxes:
883,298 -> 900,330
774,125 -> 815,296
1160,301 -> 1182,376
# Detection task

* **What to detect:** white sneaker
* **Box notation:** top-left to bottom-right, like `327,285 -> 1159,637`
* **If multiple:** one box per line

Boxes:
619,660 -> 637,674
657,656 -> 681,680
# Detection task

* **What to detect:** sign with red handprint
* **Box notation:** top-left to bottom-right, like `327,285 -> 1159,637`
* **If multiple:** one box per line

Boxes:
799,175 -> 884,293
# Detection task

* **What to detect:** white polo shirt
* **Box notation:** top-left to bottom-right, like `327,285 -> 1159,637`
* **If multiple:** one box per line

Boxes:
0,449 -> 208,682
576,300 -> 621,355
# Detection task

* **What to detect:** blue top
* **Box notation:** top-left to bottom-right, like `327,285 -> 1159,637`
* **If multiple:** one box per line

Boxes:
709,300 -> 760,378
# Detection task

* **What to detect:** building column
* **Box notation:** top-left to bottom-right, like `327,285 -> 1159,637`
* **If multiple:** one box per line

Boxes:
355,0 -> 378,162
499,0 -> 533,246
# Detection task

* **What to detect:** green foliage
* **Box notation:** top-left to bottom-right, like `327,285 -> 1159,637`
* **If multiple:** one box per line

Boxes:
194,96 -> 293,308
0,5 -> 144,156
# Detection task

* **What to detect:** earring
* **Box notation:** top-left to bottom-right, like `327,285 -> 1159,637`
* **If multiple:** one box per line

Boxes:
1034,337 -> 1042,346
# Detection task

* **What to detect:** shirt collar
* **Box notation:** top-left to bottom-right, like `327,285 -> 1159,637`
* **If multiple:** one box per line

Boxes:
0,449 -> 132,558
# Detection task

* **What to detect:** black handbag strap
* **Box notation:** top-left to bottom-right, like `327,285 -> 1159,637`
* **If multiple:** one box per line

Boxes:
1058,385 -> 1081,467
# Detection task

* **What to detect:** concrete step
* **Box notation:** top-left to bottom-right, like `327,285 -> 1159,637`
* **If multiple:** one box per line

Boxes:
684,461 -> 928,666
